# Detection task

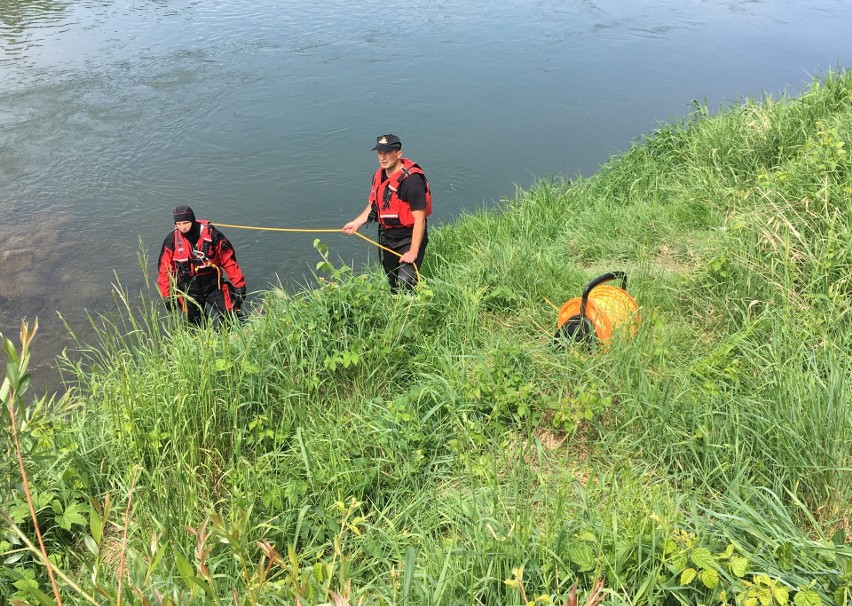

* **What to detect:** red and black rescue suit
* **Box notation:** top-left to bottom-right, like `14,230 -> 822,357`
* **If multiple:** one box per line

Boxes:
157,220 -> 247,325
369,158 -> 431,291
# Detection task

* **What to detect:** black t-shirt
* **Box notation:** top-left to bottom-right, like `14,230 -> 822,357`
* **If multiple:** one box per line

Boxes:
400,172 -> 427,211
382,170 -> 427,211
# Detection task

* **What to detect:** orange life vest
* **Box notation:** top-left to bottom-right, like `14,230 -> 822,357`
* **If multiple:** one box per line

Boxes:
369,158 -> 432,229
172,221 -> 217,281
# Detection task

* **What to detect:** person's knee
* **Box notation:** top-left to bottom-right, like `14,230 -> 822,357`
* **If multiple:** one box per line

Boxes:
397,264 -> 418,290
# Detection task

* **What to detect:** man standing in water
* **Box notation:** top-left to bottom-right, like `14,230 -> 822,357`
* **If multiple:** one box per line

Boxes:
342,134 -> 432,292
157,206 -> 247,326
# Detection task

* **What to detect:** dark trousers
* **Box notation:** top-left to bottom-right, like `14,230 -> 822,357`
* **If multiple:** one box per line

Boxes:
179,274 -> 234,326
379,228 -> 427,292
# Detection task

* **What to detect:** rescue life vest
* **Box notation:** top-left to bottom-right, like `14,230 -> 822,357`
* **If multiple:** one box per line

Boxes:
172,221 -> 218,282
369,158 -> 432,229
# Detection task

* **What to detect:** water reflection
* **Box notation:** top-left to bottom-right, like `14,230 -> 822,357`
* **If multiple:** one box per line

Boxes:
0,211 -> 107,396
0,0 -> 69,53
0,214 -> 69,303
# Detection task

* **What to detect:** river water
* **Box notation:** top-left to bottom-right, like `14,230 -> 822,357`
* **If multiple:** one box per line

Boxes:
1,0 -> 850,393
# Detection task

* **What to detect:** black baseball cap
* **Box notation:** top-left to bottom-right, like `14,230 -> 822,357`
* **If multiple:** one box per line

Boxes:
372,134 -> 402,151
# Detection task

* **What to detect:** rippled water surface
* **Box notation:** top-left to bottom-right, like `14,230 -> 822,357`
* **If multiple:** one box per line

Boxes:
1,0 -> 851,392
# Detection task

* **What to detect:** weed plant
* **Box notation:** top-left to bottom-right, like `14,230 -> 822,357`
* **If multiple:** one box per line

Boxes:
3,70 -> 852,605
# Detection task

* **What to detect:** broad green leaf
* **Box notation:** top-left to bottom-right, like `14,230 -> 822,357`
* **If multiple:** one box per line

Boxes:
3,336 -> 19,365
189,575 -> 218,601
7,502 -> 30,524
313,561 -> 327,583
146,540 -> 168,583
13,578 -> 38,591
699,568 -> 718,589
690,547 -> 714,570
4,551 -> 26,565
288,543 -> 299,575
633,576 -> 651,601
402,545 -> 415,600
174,552 -> 195,587
816,539 -> 836,564
89,505 -> 103,544
55,501 -> 88,531
680,567 -> 697,585
243,361 -> 260,374
771,585 -> 789,605
12,578 -> 54,606
16,373 -> 31,397
84,534 -> 101,557
6,360 -> 19,385
34,492 -> 55,510
776,542 -> 793,571
793,590 -> 821,606
30,587 -> 57,606
730,556 -> 749,577
567,543 -> 595,572
667,553 -> 688,573
8,566 -> 35,580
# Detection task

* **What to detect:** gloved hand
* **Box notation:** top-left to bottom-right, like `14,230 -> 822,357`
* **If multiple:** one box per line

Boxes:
163,297 -> 180,312
233,286 -> 247,308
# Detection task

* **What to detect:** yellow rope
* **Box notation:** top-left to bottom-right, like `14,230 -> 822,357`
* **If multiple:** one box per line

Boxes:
214,222 -> 421,282
543,296 -> 561,312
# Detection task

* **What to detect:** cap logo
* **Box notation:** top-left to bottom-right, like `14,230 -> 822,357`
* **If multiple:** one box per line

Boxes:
378,137 -> 388,144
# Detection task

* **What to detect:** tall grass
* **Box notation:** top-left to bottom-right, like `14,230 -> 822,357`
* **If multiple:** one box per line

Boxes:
3,70 -> 852,604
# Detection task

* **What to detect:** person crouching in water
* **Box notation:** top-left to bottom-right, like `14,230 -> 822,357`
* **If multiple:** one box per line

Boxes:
157,205 -> 247,326
342,134 -> 432,292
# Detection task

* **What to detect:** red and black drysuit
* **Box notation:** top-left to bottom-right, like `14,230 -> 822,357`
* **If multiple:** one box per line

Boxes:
157,220 -> 247,325
369,158 -> 432,291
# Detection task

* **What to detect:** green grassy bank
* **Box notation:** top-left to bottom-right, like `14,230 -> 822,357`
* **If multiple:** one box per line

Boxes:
3,70 -> 852,605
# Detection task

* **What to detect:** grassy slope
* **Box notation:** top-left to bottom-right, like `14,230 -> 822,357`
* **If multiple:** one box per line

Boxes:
4,71 -> 852,605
